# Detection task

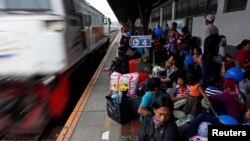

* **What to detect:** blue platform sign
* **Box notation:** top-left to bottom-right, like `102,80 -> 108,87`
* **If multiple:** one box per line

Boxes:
131,35 -> 152,48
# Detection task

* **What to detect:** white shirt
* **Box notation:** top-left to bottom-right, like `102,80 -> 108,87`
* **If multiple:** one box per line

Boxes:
218,46 -> 225,57
201,24 -> 219,53
204,24 -> 219,39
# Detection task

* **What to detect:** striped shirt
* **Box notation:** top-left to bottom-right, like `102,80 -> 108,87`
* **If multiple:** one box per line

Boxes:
205,86 -> 221,96
175,84 -> 189,97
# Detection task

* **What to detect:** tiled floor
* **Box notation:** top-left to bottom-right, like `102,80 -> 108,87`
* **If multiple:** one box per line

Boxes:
121,117 -> 141,136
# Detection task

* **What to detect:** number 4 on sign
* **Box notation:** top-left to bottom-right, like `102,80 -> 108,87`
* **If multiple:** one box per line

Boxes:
142,40 -> 147,46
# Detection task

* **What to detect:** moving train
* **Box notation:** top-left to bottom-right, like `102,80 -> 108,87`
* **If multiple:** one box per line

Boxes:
0,0 -> 110,136
149,0 -> 250,47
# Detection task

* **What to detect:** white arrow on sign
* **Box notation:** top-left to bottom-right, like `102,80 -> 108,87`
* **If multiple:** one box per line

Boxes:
132,39 -> 139,46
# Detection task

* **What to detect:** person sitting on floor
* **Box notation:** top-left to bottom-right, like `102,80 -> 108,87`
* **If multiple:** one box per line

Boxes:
138,77 -> 166,122
104,50 -> 128,74
184,65 -> 211,116
137,96 -> 178,141
208,78 -> 245,122
136,55 -> 152,74
126,48 -> 141,61
180,106 -> 250,141
234,39 -> 250,71
171,74 -> 189,110
204,75 -> 222,96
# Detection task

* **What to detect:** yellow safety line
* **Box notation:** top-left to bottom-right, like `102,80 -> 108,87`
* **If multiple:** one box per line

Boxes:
56,33 -> 120,141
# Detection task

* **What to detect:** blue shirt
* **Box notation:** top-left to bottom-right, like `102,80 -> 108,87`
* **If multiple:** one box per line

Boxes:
140,91 -> 165,121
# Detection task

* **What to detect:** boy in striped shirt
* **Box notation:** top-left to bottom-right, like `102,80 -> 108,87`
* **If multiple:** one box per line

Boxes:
204,76 -> 222,96
171,74 -> 189,110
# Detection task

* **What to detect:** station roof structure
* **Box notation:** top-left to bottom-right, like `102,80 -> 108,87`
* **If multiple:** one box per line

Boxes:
107,0 -> 170,25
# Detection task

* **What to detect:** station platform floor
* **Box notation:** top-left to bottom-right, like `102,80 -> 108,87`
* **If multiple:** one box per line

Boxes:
57,32 -> 139,141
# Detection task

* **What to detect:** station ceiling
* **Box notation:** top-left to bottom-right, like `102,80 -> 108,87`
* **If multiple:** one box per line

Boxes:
107,0 -> 169,24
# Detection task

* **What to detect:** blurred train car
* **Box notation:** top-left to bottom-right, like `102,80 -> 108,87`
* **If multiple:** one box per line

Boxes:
149,0 -> 250,46
0,0 -> 110,135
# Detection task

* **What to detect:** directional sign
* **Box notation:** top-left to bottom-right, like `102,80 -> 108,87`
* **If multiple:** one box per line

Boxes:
131,35 -> 152,48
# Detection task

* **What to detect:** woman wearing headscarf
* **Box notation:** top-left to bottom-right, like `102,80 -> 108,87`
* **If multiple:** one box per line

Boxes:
136,55 -> 152,74
208,78 -> 245,122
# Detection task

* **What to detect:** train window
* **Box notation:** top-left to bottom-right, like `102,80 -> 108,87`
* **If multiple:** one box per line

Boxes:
225,0 -> 247,12
104,18 -> 111,25
92,14 -> 99,26
104,18 -> 107,25
4,0 -> 50,11
80,14 -> 86,28
85,15 -> 91,26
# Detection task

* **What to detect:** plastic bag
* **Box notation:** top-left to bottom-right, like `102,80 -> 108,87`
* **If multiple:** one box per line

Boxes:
106,93 -> 131,124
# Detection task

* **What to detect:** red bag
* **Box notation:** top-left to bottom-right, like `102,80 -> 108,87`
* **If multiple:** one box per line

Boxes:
138,73 -> 149,84
129,59 -> 138,73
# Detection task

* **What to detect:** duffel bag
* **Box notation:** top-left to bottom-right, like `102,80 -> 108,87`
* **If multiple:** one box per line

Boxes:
106,93 -> 132,124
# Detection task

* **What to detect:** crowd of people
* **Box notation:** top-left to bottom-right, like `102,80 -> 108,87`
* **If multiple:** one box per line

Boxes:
105,14 -> 250,141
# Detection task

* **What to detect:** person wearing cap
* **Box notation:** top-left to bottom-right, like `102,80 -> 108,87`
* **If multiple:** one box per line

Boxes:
201,14 -> 219,55
203,14 -> 219,40
201,14 -> 220,87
